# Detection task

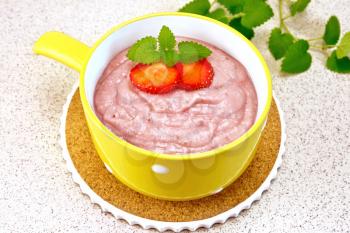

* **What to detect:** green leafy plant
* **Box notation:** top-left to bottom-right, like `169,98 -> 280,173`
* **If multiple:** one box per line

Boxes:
180,0 -> 273,40
179,0 -> 350,74
127,25 -> 211,67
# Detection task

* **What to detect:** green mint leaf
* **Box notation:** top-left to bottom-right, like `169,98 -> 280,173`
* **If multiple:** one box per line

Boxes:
281,40 -> 312,73
229,18 -> 255,40
206,8 -> 229,24
158,26 -> 178,66
179,0 -> 211,15
323,16 -> 341,45
290,0 -> 311,16
217,0 -> 244,14
160,50 -> 179,67
268,28 -> 294,60
158,25 -> 176,50
178,41 -> 212,64
241,0 -> 274,28
326,51 -> 350,73
127,36 -> 160,64
336,32 -> 350,58
128,26 -> 212,66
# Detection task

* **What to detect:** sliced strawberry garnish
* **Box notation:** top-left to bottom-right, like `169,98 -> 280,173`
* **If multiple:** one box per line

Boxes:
177,59 -> 214,91
130,63 -> 180,94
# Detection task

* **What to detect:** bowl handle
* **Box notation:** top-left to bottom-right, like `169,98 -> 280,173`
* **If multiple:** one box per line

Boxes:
33,32 -> 91,72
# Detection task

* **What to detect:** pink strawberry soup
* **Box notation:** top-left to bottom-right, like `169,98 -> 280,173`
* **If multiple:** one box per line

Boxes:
94,38 -> 258,154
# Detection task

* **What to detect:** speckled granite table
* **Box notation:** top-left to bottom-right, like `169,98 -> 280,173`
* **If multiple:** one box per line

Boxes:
0,0 -> 349,232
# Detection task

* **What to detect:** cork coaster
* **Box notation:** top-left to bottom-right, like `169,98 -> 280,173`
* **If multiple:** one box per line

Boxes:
61,84 -> 285,231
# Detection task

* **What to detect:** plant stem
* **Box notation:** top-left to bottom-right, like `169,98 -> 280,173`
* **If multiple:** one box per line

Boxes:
281,22 -> 293,37
279,0 -> 296,39
279,0 -> 284,28
209,0 -> 218,12
282,15 -> 292,20
309,47 -> 329,56
324,44 -> 337,48
310,45 -> 324,50
228,12 -> 245,21
307,37 -> 323,42
311,44 -> 336,49
310,44 -> 336,54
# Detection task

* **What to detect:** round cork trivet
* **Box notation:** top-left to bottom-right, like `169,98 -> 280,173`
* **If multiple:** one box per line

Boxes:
61,83 -> 285,232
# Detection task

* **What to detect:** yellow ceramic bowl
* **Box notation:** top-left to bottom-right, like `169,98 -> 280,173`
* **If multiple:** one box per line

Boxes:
33,12 -> 272,201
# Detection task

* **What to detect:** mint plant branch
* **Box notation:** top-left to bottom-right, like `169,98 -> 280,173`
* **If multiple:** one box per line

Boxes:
275,0 -> 350,73
282,14 -> 292,20
179,0 -> 350,74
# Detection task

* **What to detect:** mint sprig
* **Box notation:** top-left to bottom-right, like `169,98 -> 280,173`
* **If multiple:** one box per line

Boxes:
267,1 -> 350,74
179,0 -> 350,75
127,26 -> 212,66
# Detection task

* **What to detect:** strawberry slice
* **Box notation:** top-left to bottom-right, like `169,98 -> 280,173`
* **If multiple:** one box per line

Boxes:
177,59 -> 214,91
130,63 -> 180,94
